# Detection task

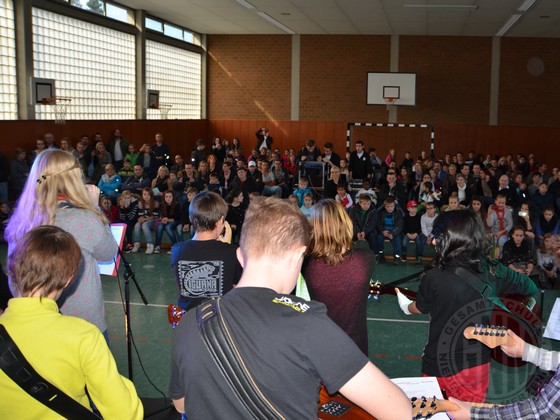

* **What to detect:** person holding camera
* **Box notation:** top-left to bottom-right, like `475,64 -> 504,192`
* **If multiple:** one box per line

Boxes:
255,127 -> 273,150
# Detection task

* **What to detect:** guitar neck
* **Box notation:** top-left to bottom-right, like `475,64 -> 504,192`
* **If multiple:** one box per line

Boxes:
463,325 -> 510,348
318,386 -> 457,419
369,281 -> 417,300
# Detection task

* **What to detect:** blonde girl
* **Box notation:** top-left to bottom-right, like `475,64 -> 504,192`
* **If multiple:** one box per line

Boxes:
5,149 -> 117,338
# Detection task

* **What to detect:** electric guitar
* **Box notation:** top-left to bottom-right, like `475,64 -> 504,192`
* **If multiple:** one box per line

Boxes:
370,279 -> 541,367
318,386 -> 457,419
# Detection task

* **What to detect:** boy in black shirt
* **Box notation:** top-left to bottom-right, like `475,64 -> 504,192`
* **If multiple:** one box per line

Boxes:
171,191 -> 242,311
401,200 -> 425,265
349,194 -> 377,252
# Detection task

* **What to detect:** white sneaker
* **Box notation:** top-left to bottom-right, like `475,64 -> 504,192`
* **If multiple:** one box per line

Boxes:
131,242 -> 140,253
167,250 -> 172,255
154,246 -> 161,254
145,243 -> 154,255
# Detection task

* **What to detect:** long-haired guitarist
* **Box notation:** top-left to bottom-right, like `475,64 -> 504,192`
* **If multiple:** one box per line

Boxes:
396,209 -> 538,402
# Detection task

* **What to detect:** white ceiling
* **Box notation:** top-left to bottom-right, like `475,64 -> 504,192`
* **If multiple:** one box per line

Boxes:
116,0 -> 560,37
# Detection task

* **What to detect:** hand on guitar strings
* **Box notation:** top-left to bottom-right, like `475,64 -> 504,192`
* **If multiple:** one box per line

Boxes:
500,329 -> 526,359
395,288 -> 413,315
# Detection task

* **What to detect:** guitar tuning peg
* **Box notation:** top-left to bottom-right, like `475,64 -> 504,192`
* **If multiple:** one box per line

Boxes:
411,397 -> 417,402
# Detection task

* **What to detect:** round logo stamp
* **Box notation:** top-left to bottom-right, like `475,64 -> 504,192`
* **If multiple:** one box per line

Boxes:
435,296 -> 545,404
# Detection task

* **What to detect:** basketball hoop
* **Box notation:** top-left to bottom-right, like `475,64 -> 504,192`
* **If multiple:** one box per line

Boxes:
383,97 -> 397,110
41,97 -> 71,125
153,103 -> 173,119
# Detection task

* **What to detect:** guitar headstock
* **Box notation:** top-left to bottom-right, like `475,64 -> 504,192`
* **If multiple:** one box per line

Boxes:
411,396 -> 457,419
463,324 -> 508,349
167,304 -> 186,328
369,280 -> 384,297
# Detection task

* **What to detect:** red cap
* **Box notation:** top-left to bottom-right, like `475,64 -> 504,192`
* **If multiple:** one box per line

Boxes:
407,200 -> 418,208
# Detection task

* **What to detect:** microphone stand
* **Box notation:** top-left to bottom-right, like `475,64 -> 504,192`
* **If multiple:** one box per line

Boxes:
118,248 -> 148,381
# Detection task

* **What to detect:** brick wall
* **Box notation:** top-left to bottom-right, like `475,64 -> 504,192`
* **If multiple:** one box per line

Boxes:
207,35 -> 292,120
499,37 -> 560,127
299,35 -> 391,121
398,36 -> 492,125
207,35 -> 560,130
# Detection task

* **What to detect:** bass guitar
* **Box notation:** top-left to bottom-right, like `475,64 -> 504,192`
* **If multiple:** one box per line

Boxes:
318,386 -> 457,419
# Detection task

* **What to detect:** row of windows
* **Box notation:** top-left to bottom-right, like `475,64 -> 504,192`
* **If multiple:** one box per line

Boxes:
0,1 -> 202,121
63,0 -> 198,45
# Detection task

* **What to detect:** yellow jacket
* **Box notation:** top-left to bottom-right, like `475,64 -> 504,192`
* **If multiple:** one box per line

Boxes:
0,298 -> 143,419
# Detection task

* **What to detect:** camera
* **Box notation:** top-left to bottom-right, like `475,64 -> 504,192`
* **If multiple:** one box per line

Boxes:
518,211 -> 528,217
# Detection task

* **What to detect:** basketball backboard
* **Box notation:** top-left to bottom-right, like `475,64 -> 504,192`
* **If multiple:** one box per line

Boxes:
31,77 -> 55,104
366,72 -> 416,106
147,89 -> 160,108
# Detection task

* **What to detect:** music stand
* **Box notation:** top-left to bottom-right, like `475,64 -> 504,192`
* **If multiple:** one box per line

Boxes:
100,223 -> 148,381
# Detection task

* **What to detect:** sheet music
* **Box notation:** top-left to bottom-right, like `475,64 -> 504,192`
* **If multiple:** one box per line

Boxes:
391,376 -> 449,419
544,298 -> 560,341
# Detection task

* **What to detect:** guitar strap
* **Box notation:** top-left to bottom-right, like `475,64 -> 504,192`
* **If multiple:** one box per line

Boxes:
0,325 -> 100,420
448,266 -> 513,315
196,299 -> 285,420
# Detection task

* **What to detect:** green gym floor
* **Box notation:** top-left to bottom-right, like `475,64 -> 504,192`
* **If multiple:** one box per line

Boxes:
2,241 -> 560,417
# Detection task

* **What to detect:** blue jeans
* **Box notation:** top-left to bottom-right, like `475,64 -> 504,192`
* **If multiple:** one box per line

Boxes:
155,221 -> 180,247
375,232 -> 402,257
133,219 -> 155,243
401,233 -> 426,257
262,185 -> 282,197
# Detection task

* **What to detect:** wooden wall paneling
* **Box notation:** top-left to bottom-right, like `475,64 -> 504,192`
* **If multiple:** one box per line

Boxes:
0,120 -> 208,161
436,124 -> 560,163
4,119 -> 557,169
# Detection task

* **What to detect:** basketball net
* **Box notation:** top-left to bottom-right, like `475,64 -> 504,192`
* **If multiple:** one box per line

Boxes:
384,97 -> 397,111
42,97 -> 71,125
158,103 -> 173,119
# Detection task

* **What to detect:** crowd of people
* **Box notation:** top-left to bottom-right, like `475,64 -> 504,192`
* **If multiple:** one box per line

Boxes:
1,124 -> 560,418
